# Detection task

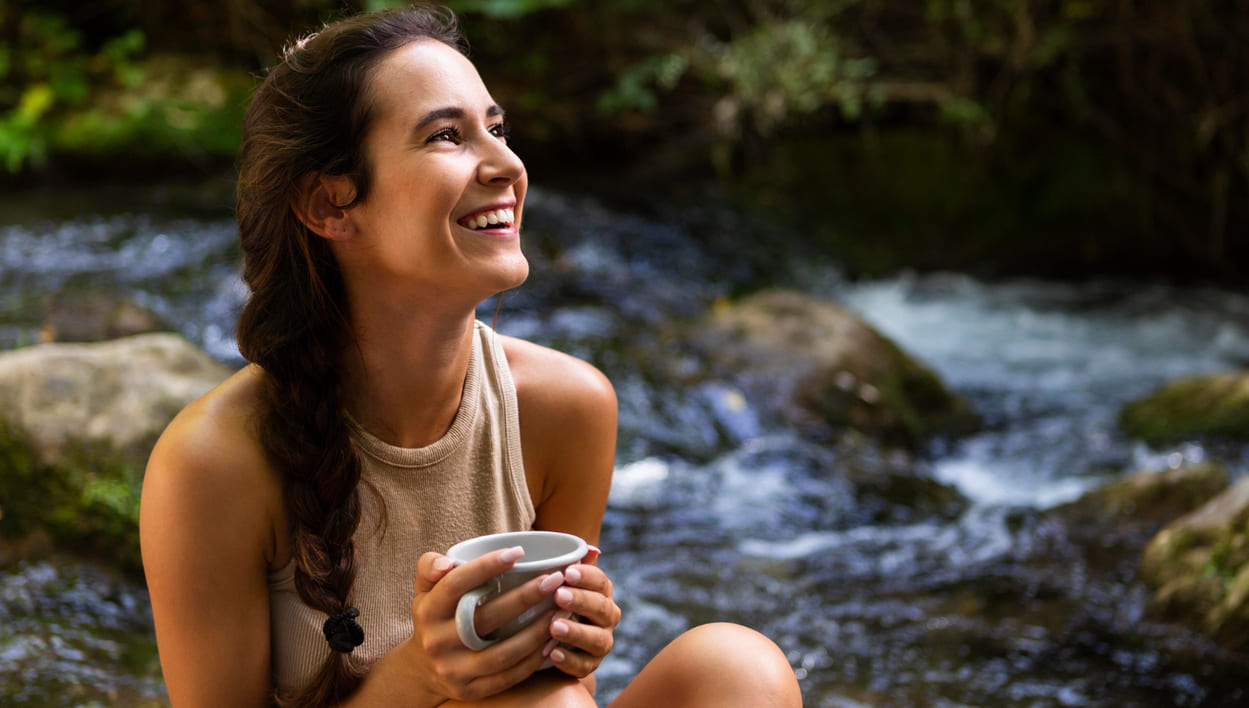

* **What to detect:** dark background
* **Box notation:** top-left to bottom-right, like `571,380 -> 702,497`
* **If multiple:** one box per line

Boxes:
3,0 -> 1247,284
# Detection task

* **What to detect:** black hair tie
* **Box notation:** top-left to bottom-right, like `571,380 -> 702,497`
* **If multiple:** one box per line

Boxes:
323,607 -> 364,653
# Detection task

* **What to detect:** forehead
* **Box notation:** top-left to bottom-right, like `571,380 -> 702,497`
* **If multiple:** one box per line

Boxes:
367,40 -> 492,123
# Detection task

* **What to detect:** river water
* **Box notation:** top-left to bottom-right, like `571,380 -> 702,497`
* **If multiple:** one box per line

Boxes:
2,183 -> 1247,706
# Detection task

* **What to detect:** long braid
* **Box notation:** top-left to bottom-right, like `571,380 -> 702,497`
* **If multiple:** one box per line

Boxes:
233,6 -> 466,705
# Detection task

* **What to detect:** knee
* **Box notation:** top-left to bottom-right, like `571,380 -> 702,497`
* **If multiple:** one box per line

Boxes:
668,623 -> 802,705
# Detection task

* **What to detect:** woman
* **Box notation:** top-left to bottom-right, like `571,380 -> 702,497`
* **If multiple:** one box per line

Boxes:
140,5 -> 802,706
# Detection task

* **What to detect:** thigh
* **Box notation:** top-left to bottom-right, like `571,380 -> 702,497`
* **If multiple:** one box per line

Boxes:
442,671 -> 597,708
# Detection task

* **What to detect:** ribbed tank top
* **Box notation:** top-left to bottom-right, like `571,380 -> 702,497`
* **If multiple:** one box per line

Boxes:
267,320 -> 537,694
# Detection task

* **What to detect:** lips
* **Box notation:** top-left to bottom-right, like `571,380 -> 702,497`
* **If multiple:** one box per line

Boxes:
457,206 -> 515,230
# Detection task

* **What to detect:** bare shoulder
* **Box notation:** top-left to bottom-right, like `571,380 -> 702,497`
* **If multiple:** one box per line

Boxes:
499,335 -> 617,530
499,335 -> 616,422
142,364 -> 284,567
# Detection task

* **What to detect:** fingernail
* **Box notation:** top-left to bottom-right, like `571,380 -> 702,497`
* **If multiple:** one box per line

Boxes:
551,619 -> 570,638
555,587 -> 573,606
586,544 -> 601,561
551,648 -> 567,663
542,638 -> 559,657
498,546 -> 525,563
539,572 -> 564,593
433,557 -> 454,572
565,566 -> 582,584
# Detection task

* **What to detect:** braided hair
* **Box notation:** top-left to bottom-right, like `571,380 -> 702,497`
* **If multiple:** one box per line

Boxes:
234,6 -> 466,706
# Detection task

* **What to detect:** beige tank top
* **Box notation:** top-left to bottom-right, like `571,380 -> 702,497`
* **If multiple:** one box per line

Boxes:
267,320 -> 536,694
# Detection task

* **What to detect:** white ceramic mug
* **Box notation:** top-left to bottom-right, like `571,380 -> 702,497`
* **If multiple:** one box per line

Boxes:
446,530 -> 588,651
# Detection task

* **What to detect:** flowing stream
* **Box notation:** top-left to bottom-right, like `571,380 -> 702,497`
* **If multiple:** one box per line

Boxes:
2,182 -> 1248,706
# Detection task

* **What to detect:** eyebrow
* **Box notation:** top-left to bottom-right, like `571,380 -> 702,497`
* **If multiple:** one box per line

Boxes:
414,104 -> 506,132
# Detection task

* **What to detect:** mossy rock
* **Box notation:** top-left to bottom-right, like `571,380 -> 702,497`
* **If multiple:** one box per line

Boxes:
1140,477 -> 1249,650
0,417 -> 144,573
0,333 -> 232,574
1057,463 -> 1230,529
690,289 -> 980,446
1119,371 -> 1249,445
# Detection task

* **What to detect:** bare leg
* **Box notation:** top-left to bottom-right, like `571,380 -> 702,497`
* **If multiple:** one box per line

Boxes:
608,623 -> 803,707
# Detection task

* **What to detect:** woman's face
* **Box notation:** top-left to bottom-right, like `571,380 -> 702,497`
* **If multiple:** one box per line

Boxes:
336,39 -> 529,309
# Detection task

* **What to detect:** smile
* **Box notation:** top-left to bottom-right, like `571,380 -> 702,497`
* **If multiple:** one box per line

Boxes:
458,207 -> 515,230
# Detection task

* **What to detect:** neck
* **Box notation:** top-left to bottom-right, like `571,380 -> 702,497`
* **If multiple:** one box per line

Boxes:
341,305 -> 478,449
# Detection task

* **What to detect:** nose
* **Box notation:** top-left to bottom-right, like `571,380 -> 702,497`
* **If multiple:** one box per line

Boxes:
478,138 -> 525,187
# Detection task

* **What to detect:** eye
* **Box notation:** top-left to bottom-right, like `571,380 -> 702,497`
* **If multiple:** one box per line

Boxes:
427,126 -> 462,144
489,121 -> 511,142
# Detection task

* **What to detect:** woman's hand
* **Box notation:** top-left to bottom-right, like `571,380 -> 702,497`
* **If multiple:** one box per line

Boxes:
403,548 -> 563,703
545,561 -> 621,678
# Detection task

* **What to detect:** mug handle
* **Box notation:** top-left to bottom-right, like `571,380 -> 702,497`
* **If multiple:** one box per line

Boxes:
455,586 -> 497,651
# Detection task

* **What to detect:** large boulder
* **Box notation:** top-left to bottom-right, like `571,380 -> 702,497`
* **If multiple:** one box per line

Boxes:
1119,371 -> 1249,445
0,333 -> 234,572
1140,477 -> 1249,650
689,289 -> 979,446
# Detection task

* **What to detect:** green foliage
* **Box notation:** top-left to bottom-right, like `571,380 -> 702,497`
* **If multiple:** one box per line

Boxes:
598,3 -> 885,136
0,417 -> 144,574
51,55 -> 251,164
0,11 -> 146,172
700,17 -> 879,131
597,52 -> 688,113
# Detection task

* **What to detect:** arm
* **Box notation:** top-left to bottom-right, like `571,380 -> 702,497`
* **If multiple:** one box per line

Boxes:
505,338 -> 622,688
518,350 -> 616,545
140,379 -> 280,707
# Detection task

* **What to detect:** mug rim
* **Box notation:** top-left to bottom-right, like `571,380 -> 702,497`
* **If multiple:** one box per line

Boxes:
446,530 -> 588,573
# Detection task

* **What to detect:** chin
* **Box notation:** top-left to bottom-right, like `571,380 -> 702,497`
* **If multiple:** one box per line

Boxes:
493,254 -> 530,292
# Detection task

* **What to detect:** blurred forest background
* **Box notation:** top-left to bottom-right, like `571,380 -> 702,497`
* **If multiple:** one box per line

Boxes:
1,0 -> 1247,284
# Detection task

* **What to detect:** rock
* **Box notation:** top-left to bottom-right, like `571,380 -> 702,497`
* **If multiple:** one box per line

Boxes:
1140,477 -> 1249,650
1048,463 -> 1230,577
0,333 -> 234,572
38,293 -> 170,343
1057,463 -> 1230,530
1119,371 -> 1249,445
688,289 -> 979,446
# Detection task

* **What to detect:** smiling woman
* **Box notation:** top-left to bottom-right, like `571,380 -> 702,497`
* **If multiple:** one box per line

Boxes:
138,4 -> 802,708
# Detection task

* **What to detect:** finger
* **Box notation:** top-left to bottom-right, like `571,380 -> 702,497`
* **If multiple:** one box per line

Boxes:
458,639 -> 551,702
451,608 -> 554,693
424,546 -> 526,616
549,615 -> 613,659
553,586 -> 621,629
563,564 -> 612,597
473,571 -> 564,637
581,544 -> 601,566
415,552 -> 456,594
547,641 -> 605,679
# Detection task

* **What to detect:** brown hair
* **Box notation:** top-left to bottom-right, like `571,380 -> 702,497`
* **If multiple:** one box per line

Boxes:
234,5 -> 466,706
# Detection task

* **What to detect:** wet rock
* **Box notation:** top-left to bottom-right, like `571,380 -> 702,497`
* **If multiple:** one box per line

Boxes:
1056,463 -> 1230,531
1141,477 -> 1249,651
688,289 -> 979,446
1119,371 -> 1249,445
38,293 -> 170,343
1047,463 -> 1231,580
0,333 -> 233,572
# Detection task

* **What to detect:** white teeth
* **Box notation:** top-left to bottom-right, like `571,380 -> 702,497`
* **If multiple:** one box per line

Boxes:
461,208 -> 515,229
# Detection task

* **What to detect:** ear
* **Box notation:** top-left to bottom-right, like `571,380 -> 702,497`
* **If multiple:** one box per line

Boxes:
291,173 -> 359,241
